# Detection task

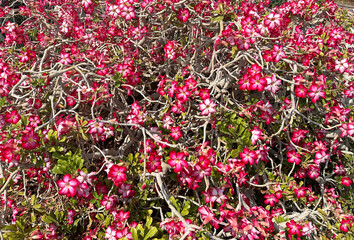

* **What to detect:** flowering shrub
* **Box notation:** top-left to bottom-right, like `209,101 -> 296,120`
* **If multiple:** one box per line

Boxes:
0,0 -> 353,239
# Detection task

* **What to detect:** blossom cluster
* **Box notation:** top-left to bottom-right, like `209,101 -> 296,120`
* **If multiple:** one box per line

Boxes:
0,0 -> 353,239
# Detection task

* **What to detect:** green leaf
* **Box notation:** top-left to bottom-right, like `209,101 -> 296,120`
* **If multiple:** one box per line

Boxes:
104,215 -> 112,227
132,228 -> 138,240
146,216 -> 153,228
0,97 -> 8,108
211,15 -> 224,23
30,195 -> 36,205
169,196 -> 180,212
96,213 -> 104,221
31,212 -> 36,223
42,213 -> 58,224
181,201 -> 190,217
144,227 -> 158,240
15,219 -> 25,234
52,150 -> 84,175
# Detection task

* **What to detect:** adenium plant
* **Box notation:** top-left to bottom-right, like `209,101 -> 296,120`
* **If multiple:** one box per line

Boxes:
0,0 -> 353,239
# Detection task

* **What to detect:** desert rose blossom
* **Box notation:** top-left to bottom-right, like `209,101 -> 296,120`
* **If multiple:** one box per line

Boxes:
167,151 -> 188,173
199,98 -> 217,116
57,174 -> 79,197
302,222 -> 317,236
169,126 -> 182,141
286,220 -> 302,239
108,165 -> 127,186
21,130 -> 40,150
66,209 -> 76,225
264,194 -> 279,207
341,177 -> 353,186
6,110 -> 21,124
177,8 -> 190,23
308,84 -> 326,103
198,206 -> 220,228
264,12 -> 281,29
335,58 -> 349,73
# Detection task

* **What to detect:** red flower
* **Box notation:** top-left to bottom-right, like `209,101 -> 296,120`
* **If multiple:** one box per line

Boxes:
167,151 -> 188,173
239,147 -> 258,165
6,110 -> 21,124
177,8 -> 190,23
294,186 -> 307,198
108,165 -> 127,186
21,130 -> 40,150
57,174 -> 79,197
250,74 -> 267,91
286,220 -> 302,238
308,84 -> 326,103
340,219 -> 352,232
295,85 -> 308,98
169,126 -> 182,141
341,177 -> 353,186
264,194 -> 279,207
287,150 -> 301,164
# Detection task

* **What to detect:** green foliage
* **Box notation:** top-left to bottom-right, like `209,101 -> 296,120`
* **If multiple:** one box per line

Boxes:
52,149 -> 84,175
131,210 -> 159,240
0,96 -> 8,108
112,72 -> 126,88
217,112 -> 252,152
166,197 -> 191,218
1,216 -> 37,240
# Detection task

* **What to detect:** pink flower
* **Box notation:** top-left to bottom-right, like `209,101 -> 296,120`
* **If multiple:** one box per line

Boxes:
239,74 -> 252,90
175,85 -> 191,103
264,12 -> 281,30
6,110 -> 21,124
59,53 -> 73,65
239,147 -> 258,165
120,5 -> 135,21
21,130 -> 40,150
340,219 -> 352,232
67,209 -> 76,225
167,151 -> 188,173
199,98 -> 217,116
265,74 -> 281,94
334,164 -> 346,176
307,165 -> 320,179
308,84 -> 326,103
198,206 -> 220,229
335,58 -> 349,73
203,187 -> 228,205
250,74 -> 267,91
287,150 -> 301,164
294,187 -> 307,198
302,221 -> 317,236
101,196 -> 117,210
105,226 -> 117,240
82,0 -> 92,8
118,183 -> 135,198
264,194 -> 279,207
108,165 -> 127,186
286,220 -> 302,238
341,177 -> 353,186
116,227 -> 132,239
250,126 -> 263,145
169,126 -> 182,141
57,174 -> 79,197
177,8 -> 190,23
295,85 -> 308,98
314,150 -> 329,164
271,45 -> 286,62
199,88 -> 210,100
